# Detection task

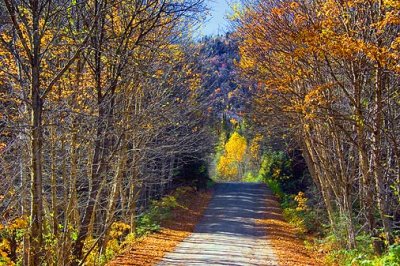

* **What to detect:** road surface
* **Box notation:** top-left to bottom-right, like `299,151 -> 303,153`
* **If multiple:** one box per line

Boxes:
158,182 -> 278,266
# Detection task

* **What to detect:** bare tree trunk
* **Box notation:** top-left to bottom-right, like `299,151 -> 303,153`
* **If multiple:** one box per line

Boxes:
352,62 -> 375,234
128,160 -> 140,235
101,136 -> 128,250
21,134 -> 30,265
50,125 -> 59,239
372,66 -> 392,244
72,106 -> 108,263
302,131 -> 335,226
29,1 -> 44,262
30,68 -> 44,266
343,186 -> 356,248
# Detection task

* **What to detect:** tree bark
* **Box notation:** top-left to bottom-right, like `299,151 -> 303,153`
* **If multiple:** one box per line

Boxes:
29,0 -> 44,263
372,66 -> 392,244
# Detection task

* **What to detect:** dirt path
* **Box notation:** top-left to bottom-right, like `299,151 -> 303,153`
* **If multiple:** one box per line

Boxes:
158,183 -> 279,266
110,183 -> 320,266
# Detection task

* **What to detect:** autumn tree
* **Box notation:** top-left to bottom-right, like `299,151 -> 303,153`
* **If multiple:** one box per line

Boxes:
217,131 -> 247,180
0,0 -> 209,264
0,0 -> 96,263
236,0 -> 400,250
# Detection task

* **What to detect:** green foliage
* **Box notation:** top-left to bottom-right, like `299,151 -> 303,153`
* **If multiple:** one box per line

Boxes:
279,193 -> 319,236
258,151 -> 292,182
283,207 -> 307,234
135,187 -> 193,238
207,179 -> 216,188
382,245 -> 400,266
265,178 -> 284,198
256,150 -> 322,236
243,171 -> 262,182
251,150 -> 293,197
323,230 -> 400,266
216,130 -> 228,154
85,188 -> 191,265
136,213 -> 161,238
326,243 -> 400,266
172,186 -> 194,200
85,221 -> 132,265
242,143 -> 399,266
136,195 -> 179,237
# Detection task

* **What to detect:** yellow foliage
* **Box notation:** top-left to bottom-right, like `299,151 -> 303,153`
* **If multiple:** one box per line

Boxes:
237,0 -> 399,126
110,221 -> 131,239
0,217 -> 28,233
217,132 -> 247,179
294,192 -> 308,211
230,118 -> 238,125
0,143 -> 6,153
217,155 -> 239,178
8,217 -> 28,230
0,239 -> 13,265
225,132 -> 247,162
249,134 -> 263,161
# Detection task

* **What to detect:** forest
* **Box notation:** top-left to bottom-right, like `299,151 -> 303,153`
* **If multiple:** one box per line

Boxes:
0,0 -> 399,265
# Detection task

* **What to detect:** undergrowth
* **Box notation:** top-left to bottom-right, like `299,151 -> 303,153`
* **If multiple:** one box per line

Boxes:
85,186 -> 195,265
324,242 -> 400,266
251,150 -> 400,266
136,194 -> 179,237
269,182 -> 400,265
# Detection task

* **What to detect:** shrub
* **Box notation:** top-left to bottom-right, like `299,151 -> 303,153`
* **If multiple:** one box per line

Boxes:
382,244 -> 400,266
136,189 -> 192,237
265,178 -> 284,198
0,217 -> 28,265
322,235 -> 400,266
136,212 -> 161,237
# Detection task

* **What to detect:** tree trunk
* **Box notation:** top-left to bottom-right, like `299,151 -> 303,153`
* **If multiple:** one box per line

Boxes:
101,136 -> 127,250
372,66 -> 392,244
302,128 -> 335,226
343,186 -> 356,249
50,125 -> 59,239
29,0 -> 44,262
30,67 -> 44,266
72,105 -> 108,264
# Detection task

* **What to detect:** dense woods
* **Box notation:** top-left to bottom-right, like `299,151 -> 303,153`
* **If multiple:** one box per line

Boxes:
0,0 -> 399,265
0,0 -> 212,264
235,0 -> 400,262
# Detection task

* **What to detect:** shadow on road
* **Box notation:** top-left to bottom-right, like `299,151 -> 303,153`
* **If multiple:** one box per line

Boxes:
158,182 -> 278,266
110,182 -> 319,266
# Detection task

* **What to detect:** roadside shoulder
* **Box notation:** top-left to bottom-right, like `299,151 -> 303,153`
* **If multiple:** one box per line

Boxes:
108,188 -> 213,266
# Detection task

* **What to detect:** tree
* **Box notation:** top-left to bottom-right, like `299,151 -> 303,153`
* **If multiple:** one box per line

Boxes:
217,131 -> 247,180
0,0 -> 209,264
236,0 -> 400,249
0,0 -> 94,263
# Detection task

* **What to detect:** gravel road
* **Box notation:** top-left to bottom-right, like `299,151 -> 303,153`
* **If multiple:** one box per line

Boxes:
158,183 -> 278,266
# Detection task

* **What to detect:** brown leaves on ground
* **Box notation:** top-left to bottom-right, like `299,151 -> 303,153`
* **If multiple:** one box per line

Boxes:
107,189 -> 212,266
258,193 -> 323,266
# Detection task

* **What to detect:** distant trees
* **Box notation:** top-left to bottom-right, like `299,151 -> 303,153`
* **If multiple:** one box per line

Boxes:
236,0 -> 399,251
196,34 -> 250,124
0,0 -> 209,264
195,35 -> 257,182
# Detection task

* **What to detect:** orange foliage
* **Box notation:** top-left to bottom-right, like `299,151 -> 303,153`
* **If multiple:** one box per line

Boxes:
108,189 -> 212,266
237,0 -> 400,123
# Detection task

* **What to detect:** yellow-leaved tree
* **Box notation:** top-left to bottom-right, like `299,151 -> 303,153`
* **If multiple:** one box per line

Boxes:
217,132 -> 247,180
